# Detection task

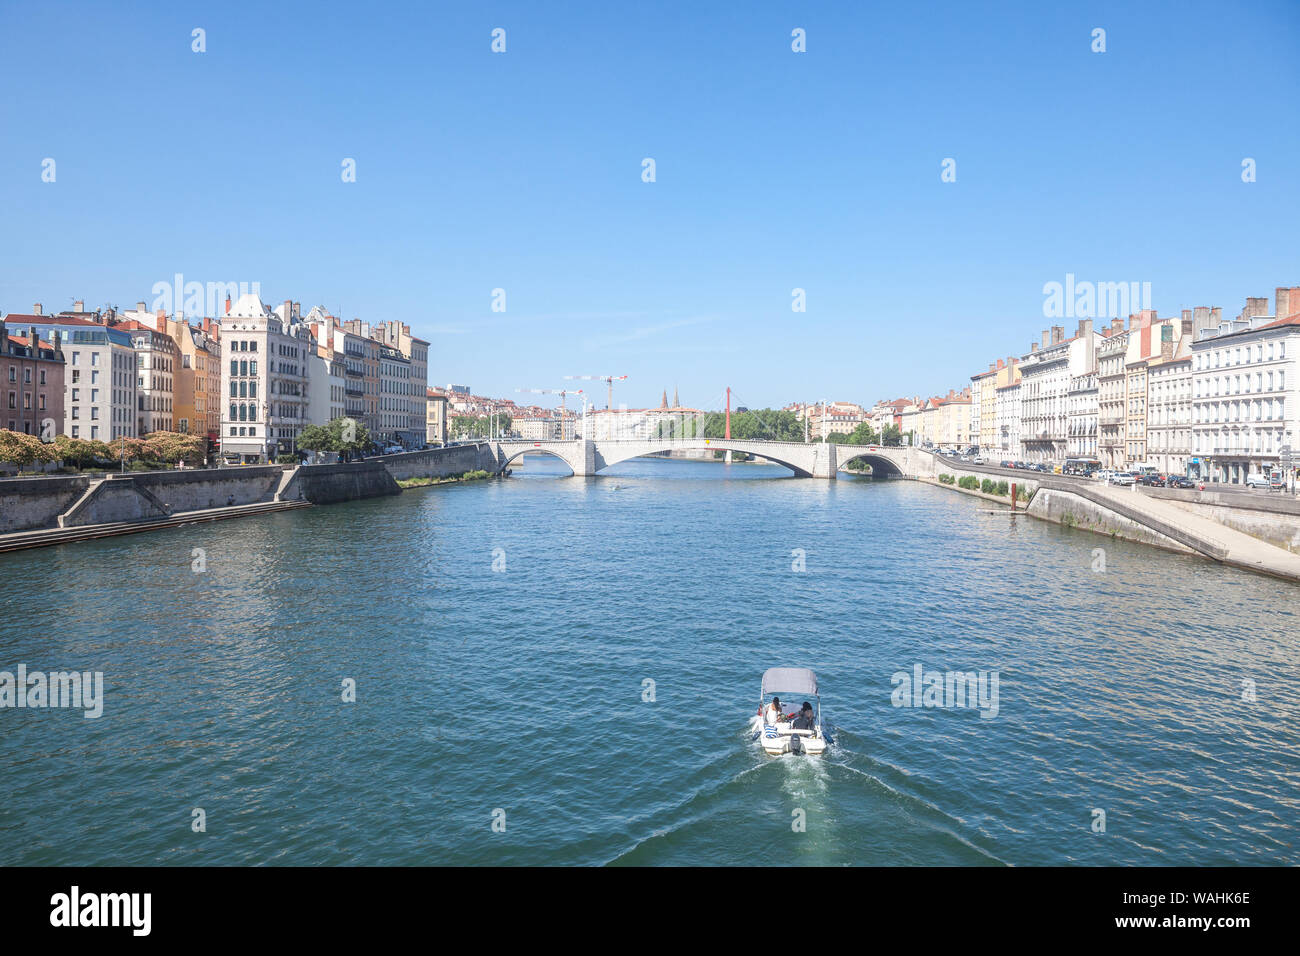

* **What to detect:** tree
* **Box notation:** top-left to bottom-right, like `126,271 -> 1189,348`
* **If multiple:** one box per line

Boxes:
142,431 -> 204,465
322,417 -> 369,458
297,424 -> 333,454
107,436 -> 149,464
0,429 -> 58,471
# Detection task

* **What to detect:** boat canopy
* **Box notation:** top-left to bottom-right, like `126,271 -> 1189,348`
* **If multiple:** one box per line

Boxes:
761,667 -> 818,698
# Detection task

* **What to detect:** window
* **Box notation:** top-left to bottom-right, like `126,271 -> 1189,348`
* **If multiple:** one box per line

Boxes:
231,359 -> 239,376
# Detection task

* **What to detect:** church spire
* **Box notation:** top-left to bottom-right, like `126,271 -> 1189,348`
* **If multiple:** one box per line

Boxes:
661,389 -> 668,409
673,386 -> 679,408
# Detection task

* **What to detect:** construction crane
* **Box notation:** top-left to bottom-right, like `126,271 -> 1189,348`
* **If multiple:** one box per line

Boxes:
564,374 -> 627,410
516,387 -> 583,440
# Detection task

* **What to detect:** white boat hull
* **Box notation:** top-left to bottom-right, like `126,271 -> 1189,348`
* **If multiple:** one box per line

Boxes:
759,720 -> 827,756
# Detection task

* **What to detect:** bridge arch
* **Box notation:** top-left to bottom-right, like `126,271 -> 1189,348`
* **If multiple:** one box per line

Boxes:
495,446 -> 577,475
834,452 -> 905,478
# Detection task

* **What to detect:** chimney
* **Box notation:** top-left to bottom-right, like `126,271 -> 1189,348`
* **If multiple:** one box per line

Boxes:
30,326 -> 38,350
1041,329 -> 1051,350
32,303 -> 42,315
1110,317 -> 1123,333
73,299 -> 84,312
1181,309 -> 1192,324
52,330 -> 61,354
0,318 -> 6,348
1051,324 -> 1064,344
225,294 -> 232,315
1278,286 -> 1300,320
1077,318 -> 1093,340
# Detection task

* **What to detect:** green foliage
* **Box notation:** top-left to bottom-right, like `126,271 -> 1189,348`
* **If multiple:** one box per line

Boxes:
995,480 -> 1009,496
938,473 -> 955,484
981,478 -> 995,494
958,475 -> 979,490
701,409 -> 803,442
451,414 -> 511,439
827,422 -> 880,446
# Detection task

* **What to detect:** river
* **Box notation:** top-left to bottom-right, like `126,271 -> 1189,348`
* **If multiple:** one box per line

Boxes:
1,455 -> 1297,865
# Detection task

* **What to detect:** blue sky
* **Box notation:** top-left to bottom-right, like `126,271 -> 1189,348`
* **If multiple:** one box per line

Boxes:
2,0 -> 1297,411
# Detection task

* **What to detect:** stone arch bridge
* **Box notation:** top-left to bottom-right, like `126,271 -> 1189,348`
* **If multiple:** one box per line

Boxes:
480,439 -> 938,479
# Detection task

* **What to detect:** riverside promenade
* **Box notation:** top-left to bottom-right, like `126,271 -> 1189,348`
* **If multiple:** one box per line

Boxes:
929,454 -> 1300,584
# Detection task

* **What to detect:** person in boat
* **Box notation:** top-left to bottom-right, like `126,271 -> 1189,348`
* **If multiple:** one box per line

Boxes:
791,702 -> 815,731
765,697 -> 784,725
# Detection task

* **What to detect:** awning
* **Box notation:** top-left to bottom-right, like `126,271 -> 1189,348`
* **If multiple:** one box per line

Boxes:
761,667 -> 818,697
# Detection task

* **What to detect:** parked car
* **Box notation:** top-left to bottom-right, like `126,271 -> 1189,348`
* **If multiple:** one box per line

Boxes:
1245,474 -> 1272,489
1108,473 -> 1136,486
1169,476 -> 1195,489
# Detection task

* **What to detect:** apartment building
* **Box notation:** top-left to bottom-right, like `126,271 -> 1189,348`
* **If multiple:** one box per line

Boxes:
308,342 -> 347,428
120,306 -> 223,445
1,319 -> 64,437
1017,320 -> 1099,464
1190,288 -> 1300,484
970,366 -> 1000,454
426,386 -> 448,444
377,343 -> 413,446
1096,319 -> 1135,470
371,320 -> 429,448
114,320 -> 178,435
1066,371 -> 1098,458
342,320 -> 381,435
1147,320 -> 1194,476
993,361 -> 1022,459
19,307 -> 137,442
219,293 -> 312,463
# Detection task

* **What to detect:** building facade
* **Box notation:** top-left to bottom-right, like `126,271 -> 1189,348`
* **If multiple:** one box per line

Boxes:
219,293 -> 312,463
1,319 -> 65,438
1190,289 -> 1300,484
20,309 -> 137,442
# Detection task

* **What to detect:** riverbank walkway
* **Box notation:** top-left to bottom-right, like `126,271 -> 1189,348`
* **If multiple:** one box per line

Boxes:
0,499 -> 311,555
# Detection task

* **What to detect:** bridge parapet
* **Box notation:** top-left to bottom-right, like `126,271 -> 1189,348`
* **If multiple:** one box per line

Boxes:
485,438 -> 932,479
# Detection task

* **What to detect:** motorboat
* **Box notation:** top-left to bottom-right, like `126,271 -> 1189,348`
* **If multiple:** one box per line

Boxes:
753,667 -> 827,756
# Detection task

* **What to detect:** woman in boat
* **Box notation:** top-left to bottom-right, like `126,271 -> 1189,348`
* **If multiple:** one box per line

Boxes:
792,702 -> 815,730
765,697 -> 784,725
